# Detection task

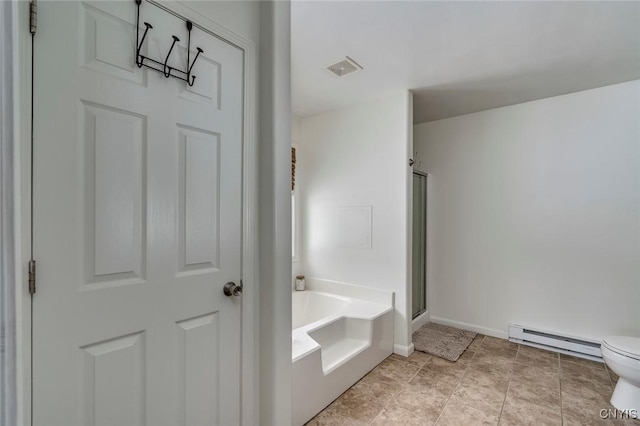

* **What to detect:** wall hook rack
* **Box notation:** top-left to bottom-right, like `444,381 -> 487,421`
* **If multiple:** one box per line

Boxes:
135,0 -> 204,86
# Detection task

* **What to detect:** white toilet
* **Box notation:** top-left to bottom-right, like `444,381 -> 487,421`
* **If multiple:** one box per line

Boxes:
601,336 -> 640,412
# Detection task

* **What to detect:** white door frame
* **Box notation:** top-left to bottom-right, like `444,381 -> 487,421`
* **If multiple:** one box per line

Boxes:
15,1 -> 259,424
1,1 -> 22,425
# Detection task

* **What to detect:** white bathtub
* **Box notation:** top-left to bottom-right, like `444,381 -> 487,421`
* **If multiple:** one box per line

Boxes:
292,291 -> 351,330
291,281 -> 394,426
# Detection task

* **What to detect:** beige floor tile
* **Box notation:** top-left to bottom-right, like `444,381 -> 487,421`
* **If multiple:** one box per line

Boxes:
389,353 -> 410,364
421,355 -> 469,378
462,367 -> 511,389
390,351 -> 433,367
436,400 -> 499,425
468,334 -> 486,351
430,351 -> 473,365
308,341 -> 624,425
498,400 -> 561,425
475,347 -> 518,364
505,380 -> 561,410
305,400 -> 361,426
560,362 -> 612,401
456,348 -> 477,364
304,409 -> 360,426
560,358 -> 608,379
560,354 -> 607,370
561,391 -> 618,421
514,346 -> 559,370
391,384 -> 450,422
351,370 -> 406,406
449,378 -> 508,415
468,357 -> 514,380
308,388 -> 384,425
516,345 -> 557,357
561,375 -> 613,406
477,349 -> 519,363
562,413 -> 628,425
482,336 -> 519,352
408,369 -> 460,395
372,358 -> 421,383
510,364 -> 560,389
371,404 -> 434,426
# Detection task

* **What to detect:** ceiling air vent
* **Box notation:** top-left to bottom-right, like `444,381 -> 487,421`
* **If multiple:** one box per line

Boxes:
325,56 -> 363,78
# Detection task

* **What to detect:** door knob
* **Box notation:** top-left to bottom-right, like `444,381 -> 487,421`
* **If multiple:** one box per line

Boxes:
223,281 -> 242,297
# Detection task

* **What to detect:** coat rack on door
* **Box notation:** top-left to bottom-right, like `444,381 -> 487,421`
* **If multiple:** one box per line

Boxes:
134,0 -> 204,86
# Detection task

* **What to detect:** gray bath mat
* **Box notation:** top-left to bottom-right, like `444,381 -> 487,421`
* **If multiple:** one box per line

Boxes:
413,322 -> 476,362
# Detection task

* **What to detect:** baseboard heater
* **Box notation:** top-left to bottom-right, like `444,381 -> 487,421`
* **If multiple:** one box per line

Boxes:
508,324 -> 603,362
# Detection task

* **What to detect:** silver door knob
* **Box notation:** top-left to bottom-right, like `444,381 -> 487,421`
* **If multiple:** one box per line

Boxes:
223,282 -> 242,297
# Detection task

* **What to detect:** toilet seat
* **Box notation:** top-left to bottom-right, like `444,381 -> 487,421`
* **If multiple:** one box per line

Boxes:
603,336 -> 640,361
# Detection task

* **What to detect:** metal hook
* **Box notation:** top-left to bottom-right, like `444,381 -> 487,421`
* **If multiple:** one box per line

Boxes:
163,35 -> 180,78
186,23 -> 193,60
186,21 -> 193,76
136,22 -> 153,67
185,21 -> 202,86
188,47 -> 203,75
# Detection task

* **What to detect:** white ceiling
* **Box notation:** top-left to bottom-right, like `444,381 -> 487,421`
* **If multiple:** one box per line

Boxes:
291,1 -> 640,123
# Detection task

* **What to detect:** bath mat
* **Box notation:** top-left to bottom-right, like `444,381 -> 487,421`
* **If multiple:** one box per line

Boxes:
413,322 -> 476,362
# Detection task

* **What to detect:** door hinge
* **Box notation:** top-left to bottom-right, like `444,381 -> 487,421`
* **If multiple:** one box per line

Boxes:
29,0 -> 37,35
28,260 -> 36,295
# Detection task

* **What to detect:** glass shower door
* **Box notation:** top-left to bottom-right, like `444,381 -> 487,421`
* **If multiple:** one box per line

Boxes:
412,173 -> 427,319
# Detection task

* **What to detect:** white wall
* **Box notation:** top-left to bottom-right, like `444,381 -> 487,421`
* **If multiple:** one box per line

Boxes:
414,80 -> 640,341
298,91 -> 414,352
258,1 -> 292,425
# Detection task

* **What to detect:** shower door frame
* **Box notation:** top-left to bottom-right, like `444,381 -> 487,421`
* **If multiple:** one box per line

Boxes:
412,170 -> 428,320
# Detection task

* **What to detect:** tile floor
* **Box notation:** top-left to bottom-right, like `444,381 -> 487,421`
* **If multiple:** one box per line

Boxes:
306,335 -> 640,425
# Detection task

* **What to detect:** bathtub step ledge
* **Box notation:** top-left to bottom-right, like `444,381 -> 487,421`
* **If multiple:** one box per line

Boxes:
320,339 -> 371,375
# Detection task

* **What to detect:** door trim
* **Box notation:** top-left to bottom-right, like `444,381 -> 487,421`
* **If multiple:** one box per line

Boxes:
17,2 -> 259,425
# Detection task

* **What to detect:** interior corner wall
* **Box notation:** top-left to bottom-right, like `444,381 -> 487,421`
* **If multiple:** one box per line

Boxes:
298,91 -> 413,351
405,91 -> 414,342
414,80 -> 640,341
291,115 -> 303,288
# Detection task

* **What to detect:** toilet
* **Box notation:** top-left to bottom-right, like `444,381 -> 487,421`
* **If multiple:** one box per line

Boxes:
601,336 -> 640,412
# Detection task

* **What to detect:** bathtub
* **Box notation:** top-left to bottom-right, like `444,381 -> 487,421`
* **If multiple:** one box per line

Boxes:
292,280 -> 394,426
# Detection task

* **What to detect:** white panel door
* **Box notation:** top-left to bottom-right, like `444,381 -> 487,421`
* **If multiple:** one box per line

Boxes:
32,2 -> 244,425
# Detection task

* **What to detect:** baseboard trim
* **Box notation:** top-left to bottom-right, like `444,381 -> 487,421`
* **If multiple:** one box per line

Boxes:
393,342 -> 414,357
429,316 -> 508,340
412,310 -> 430,333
